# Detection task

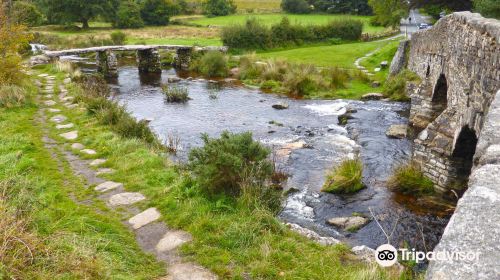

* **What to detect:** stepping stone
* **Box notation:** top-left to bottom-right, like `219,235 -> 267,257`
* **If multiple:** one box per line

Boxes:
59,130 -> 78,140
34,80 -> 42,87
155,231 -> 192,252
95,181 -> 123,192
96,168 -> 114,175
61,96 -> 74,102
128,208 -> 161,229
167,263 -> 217,280
44,100 -> 56,106
81,149 -> 96,155
50,114 -> 67,123
109,192 -> 145,206
47,108 -> 61,113
56,123 -> 74,129
38,73 -> 48,77
43,94 -> 53,99
64,103 -> 78,109
71,143 -> 84,150
89,159 -> 106,166
63,78 -> 71,84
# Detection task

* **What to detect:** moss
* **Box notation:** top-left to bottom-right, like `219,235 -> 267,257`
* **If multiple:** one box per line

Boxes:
322,158 -> 365,194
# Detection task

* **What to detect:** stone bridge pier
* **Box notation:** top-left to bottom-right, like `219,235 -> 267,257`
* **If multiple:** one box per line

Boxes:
174,48 -> 193,69
96,50 -> 118,78
406,12 -> 499,195
136,48 -> 161,73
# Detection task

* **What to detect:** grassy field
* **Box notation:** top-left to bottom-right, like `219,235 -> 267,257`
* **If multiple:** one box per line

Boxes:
0,82 -> 164,278
180,13 -> 389,34
16,64 -> 408,279
187,0 -> 281,12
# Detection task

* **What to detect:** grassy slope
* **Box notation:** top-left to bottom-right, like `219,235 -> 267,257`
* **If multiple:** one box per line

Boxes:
0,83 -> 164,278
26,65 -> 403,279
183,13 -> 388,34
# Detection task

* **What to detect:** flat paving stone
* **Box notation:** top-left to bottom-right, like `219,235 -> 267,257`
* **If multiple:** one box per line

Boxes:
38,73 -> 48,77
59,130 -> 78,140
95,181 -> 123,192
43,94 -> 53,99
109,192 -> 145,206
96,168 -> 114,175
89,159 -> 106,166
155,231 -> 192,252
44,100 -> 57,106
166,263 -> 217,280
47,108 -> 61,113
129,208 -> 161,229
81,149 -> 96,155
56,123 -> 74,129
61,96 -> 74,102
71,143 -> 84,150
65,103 -> 78,109
63,78 -> 71,84
50,114 -> 67,123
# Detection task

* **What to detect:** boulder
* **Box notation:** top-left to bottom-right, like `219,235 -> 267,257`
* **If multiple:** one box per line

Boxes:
386,124 -> 408,139
327,216 -> 369,231
371,81 -> 381,88
230,67 -> 240,77
167,76 -> 181,83
30,55 -> 50,66
380,61 -> 389,68
272,102 -> 289,110
361,93 -> 384,101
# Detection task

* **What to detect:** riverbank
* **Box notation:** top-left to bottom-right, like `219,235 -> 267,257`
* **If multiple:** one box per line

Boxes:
7,63 -> 411,279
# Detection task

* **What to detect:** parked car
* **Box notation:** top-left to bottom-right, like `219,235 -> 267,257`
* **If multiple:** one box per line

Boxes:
418,23 -> 431,30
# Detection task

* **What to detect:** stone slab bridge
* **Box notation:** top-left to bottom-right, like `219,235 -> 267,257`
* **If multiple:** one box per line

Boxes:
44,45 -> 228,77
405,12 -> 499,195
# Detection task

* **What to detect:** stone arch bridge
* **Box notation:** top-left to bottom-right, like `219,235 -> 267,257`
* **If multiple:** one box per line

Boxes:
44,45 -> 228,77
406,12 -> 499,195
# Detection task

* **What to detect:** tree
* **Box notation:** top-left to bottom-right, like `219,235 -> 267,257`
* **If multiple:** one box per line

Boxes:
473,0 -> 500,19
368,0 -> 408,27
12,1 -> 44,26
281,0 -> 310,14
43,0 -> 118,29
203,0 -> 237,17
140,0 -> 179,26
114,0 -> 143,28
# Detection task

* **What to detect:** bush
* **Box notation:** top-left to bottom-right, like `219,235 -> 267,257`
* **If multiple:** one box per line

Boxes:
322,158 -> 365,194
203,0 -> 237,16
388,163 -> 434,196
474,0 -> 500,19
0,85 -> 32,108
141,0 -> 179,26
190,51 -> 228,77
12,1 -> 43,27
221,18 -> 272,50
383,70 -> 420,101
281,0 -> 310,14
110,31 -> 127,45
162,85 -> 190,103
114,1 -> 144,28
188,131 -> 273,195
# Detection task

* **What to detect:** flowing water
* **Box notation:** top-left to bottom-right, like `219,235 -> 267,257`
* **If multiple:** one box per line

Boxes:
77,59 -> 450,252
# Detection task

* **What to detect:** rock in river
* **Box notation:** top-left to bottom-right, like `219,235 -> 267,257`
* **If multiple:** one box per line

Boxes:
386,124 -> 408,139
272,102 -> 289,110
361,93 -> 384,101
327,216 -> 369,231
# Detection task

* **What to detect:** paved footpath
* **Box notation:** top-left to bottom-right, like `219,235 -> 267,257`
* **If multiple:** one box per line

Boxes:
34,73 -> 217,280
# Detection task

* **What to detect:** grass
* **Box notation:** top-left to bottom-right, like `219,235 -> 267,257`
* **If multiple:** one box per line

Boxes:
0,89 -> 164,278
383,69 -> 421,101
388,163 -> 435,196
162,84 -> 191,102
185,0 -> 281,12
26,65 -> 406,279
359,39 -> 400,81
322,158 -> 365,194
181,13 -> 389,34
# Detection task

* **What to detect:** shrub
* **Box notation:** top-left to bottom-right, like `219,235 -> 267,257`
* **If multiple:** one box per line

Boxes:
203,0 -> 237,16
190,51 -> 228,77
474,0 -> 500,19
312,19 -> 363,41
326,67 -> 350,89
0,85 -> 31,108
114,1 -> 144,29
110,31 -> 127,45
162,85 -> 190,103
281,0 -> 310,14
12,1 -> 43,27
388,163 -> 434,196
188,131 -> 273,195
384,70 -> 420,101
322,158 -> 365,194
141,0 -> 179,26
221,18 -> 271,50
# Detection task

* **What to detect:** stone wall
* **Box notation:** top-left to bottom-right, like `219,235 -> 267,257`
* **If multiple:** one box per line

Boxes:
426,90 -> 500,279
407,12 -> 499,193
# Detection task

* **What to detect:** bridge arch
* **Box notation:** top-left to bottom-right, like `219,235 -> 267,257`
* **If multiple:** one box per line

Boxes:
450,125 -> 478,190
432,73 -> 448,106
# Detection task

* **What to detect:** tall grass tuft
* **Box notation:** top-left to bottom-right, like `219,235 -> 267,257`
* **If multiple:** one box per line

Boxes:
388,163 -> 434,196
190,51 -> 229,78
162,84 -> 190,103
0,85 -> 32,108
322,158 -> 365,194
383,70 -> 420,101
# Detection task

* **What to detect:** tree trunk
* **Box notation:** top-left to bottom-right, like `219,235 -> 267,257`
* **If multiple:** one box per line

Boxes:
82,19 -> 89,29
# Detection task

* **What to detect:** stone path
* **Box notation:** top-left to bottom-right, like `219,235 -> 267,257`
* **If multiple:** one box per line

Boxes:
34,74 -> 217,280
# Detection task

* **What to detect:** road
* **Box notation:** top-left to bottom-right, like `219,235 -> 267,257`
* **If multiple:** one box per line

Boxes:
400,9 -> 431,37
